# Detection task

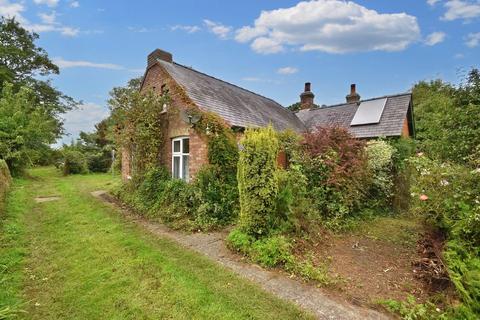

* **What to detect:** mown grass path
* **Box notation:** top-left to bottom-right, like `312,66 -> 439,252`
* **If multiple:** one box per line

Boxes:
0,168 -> 311,319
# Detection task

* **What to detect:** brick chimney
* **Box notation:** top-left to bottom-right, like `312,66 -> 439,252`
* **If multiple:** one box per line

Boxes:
147,48 -> 173,68
300,82 -> 315,110
346,83 -> 361,103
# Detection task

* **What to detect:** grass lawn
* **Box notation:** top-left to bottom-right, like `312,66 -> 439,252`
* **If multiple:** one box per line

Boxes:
0,167 -> 311,320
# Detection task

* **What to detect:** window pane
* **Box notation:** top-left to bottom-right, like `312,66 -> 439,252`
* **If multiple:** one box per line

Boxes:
182,155 -> 189,181
182,138 -> 189,154
173,156 -> 180,178
173,140 -> 180,153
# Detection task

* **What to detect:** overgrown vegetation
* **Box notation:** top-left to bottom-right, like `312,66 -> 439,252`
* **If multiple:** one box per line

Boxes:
409,155 -> 480,318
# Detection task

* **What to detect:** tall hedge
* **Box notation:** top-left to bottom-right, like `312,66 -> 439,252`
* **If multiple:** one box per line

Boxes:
0,159 -> 12,215
237,126 -> 279,236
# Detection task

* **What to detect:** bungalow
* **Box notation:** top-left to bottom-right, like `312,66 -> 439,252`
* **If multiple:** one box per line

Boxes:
121,49 -> 414,182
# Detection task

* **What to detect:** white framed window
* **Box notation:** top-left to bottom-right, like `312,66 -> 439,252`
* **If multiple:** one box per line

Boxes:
172,137 -> 189,182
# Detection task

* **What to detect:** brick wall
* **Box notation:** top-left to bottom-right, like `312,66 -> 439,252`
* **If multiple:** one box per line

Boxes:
121,62 -> 209,182
401,117 -> 410,137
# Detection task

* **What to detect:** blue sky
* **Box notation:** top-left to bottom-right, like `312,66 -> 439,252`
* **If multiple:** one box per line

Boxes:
1,0 -> 479,143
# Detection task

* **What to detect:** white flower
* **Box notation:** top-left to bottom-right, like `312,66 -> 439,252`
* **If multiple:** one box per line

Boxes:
440,179 -> 449,186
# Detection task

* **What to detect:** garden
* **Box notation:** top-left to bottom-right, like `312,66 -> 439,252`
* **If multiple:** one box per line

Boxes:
106,69 -> 480,319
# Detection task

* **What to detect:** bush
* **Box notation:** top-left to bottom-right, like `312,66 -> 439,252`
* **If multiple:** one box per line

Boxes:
237,126 -> 279,236
366,140 -> 395,207
194,165 -> 238,230
61,150 -> 88,175
0,159 -> 12,215
299,126 -> 370,226
226,228 -> 293,268
408,154 -> 480,316
250,235 -> 293,267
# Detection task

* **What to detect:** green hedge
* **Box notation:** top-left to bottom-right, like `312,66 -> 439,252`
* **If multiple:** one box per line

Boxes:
0,159 -> 12,215
237,126 -> 279,236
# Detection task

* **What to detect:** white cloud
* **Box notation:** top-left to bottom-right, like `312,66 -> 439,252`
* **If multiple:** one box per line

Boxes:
60,102 -> 109,144
203,19 -> 232,39
38,11 -> 57,24
277,66 -> 298,74
424,31 -> 446,45
0,0 -> 26,22
171,24 -> 201,33
465,32 -> 480,47
70,1 -> 79,8
427,0 -> 441,6
234,0 -> 421,54
0,0 -> 79,37
53,58 -> 124,70
33,0 -> 59,7
442,0 -> 480,21
128,26 -> 151,33
454,53 -> 465,58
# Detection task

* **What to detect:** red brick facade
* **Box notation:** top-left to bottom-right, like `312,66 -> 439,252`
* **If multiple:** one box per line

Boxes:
121,62 -> 209,182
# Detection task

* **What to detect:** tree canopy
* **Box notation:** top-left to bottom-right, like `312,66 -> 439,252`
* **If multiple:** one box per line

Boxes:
413,68 -> 480,165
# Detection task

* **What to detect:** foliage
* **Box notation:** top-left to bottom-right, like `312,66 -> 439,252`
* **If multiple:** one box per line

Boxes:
381,295 -> 447,320
0,18 -> 75,138
413,69 -> 480,165
408,154 -> 480,316
61,149 -> 88,175
193,111 -> 240,229
227,228 -> 293,268
0,159 -> 11,215
287,102 -> 320,112
299,126 -> 370,227
109,78 -> 169,177
250,235 -> 294,267
237,126 -> 280,236
366,140 -> 395,207
0,83 -> 57,174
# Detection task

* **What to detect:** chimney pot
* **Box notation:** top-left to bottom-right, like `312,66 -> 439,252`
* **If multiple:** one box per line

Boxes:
346,83 -> 360,103
300,82 -> 315,110
147,48 -> 173,68
304,82 -> 311,92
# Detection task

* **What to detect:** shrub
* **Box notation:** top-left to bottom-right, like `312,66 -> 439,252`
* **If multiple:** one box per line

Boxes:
366,140 -> 395,207
194,165 -> 238,230
226,228 -> 255,253
250,235 -> 294,267
299,126 -> 370,226
227,228 -> 293,268
61,150 -> 88,175
237,126 -> 279,236
409,154 -> 480,316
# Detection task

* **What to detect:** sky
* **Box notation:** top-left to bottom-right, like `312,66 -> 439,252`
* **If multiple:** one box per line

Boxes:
1,0 -> 479,144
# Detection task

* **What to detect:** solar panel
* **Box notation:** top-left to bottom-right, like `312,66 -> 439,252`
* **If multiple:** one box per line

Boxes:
350,98 -> 387,126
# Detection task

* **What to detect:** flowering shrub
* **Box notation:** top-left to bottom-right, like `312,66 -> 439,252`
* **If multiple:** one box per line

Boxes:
408,154 -> 480,316
299,126 -> 370,225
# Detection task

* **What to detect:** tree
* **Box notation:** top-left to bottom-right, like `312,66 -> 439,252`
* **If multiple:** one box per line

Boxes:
0,18 -> 75,138
0,83 -> 57,174
413,68 -> 480,165
287,102 -> 320,112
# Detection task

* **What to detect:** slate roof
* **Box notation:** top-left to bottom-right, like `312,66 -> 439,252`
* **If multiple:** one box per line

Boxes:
157,60 -> 306,132
296,93 -> 412,138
